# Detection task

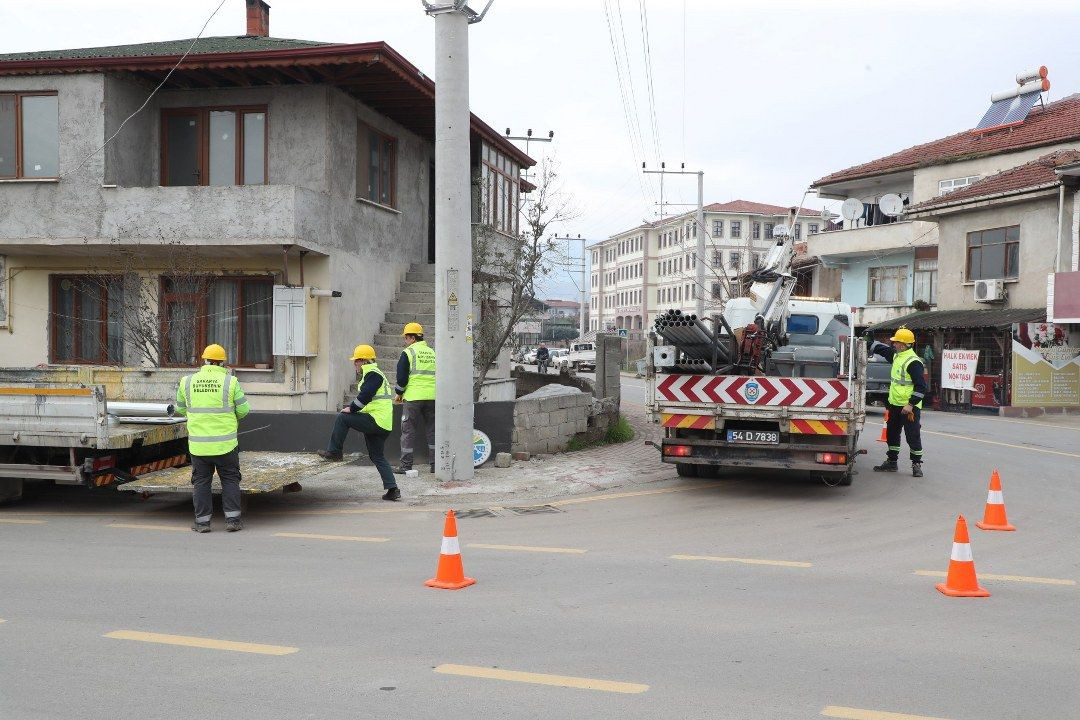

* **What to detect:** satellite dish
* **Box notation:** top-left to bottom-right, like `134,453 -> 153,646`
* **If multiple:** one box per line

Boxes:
878,193 -> 904,217
840,197 -> 863,221
773,224 -> 790,237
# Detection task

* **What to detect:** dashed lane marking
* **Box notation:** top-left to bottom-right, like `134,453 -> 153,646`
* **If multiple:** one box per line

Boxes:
671,554 -> 813,568
0,518 -> 46,525
915,570 -> 1075,586
273,532 -> 389,543
104,630 -> 298,655
107,523 -> 188,532
466,543 -> 587,554
922,429 -> 1080,459
822,706 -> 953,720
434,664 -> 648,694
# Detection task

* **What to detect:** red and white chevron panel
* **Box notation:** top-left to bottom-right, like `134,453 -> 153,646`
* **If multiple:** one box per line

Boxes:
656,374 -> 850,408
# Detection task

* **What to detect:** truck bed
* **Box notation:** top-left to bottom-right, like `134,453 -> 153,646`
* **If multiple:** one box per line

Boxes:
117,452 -> 359,495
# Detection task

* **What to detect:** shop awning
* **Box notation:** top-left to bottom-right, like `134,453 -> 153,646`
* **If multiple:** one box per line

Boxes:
867,307 -> 1046,332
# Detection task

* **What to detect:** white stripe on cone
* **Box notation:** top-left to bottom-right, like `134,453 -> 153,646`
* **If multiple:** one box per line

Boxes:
951,542 -> 973,562
441,536 -> 461,555
987,490 -> 1004,504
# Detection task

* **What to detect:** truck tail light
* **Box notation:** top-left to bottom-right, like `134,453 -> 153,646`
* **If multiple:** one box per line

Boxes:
815,452 -> 848,465
92,455 -> 116,470
663,444 -> 693,457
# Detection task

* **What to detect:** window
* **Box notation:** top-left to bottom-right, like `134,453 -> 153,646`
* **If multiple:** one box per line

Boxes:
764,222 -> 774,238
731,221 -> 742,239
713,250 -> 722,266
786,314 -> 819,334
793,223 -> 802,240
0,92 -> 59,179
161,276 -> 274,367
751,253 -> 762,270
480,142 -> 520,234
752,222 -> 761,239
713,220 -> 723,237
712,282 -> 723,300
967,225 -> 1019,280
914,257 -> 938,305
50,275 -> 124,364
162,106 -> 266,187
867,265 -> 907,304
939,175 -> 981,195
729,251 -> 742,270
808,223 -> 819,235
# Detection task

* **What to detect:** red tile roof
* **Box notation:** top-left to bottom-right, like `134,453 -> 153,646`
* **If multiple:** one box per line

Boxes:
907,149 -> 1080,212
813,95 -> 1080,188
704,199 -> 823,217
544,299 -> 581,308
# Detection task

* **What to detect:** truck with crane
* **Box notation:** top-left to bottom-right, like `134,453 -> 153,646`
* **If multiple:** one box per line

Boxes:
646,213 -> 867,485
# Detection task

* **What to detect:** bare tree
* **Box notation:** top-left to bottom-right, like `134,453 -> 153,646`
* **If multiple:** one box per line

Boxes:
472,157 -> 576,397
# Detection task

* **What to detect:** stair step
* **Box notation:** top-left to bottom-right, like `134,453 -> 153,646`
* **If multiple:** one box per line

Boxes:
388,302 -> 431,316
406,271 -> 436,283
399,281 -> 435,294
409,263 -> 435,276
394,292 -> 434,305
384,312 -> 436,326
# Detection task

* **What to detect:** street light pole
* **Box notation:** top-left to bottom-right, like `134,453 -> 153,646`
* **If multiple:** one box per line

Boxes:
422,0 -> 492,482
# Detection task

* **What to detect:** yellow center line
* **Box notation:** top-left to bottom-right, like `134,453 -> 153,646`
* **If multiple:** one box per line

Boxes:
434,664 -> 648,694
107,523 -> 188,532
466,543 -> 587,554
915,570 -> 1075,586
922,429 -> 1080,459
822,706 -> 953,720
671,554 -> 812,568
104,630 -> 298,655
273,532 -> 389,543
0,518 -> 46,525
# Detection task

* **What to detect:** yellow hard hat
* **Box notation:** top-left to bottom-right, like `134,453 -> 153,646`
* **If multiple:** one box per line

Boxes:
350,344 -> 376,361
201,344 -> 227,362
889,328 -> 915,344
402,322 -> 424,336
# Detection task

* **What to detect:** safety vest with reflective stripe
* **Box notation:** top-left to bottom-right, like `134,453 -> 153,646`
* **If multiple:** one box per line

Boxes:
888,348 -> 923,408
175,364 -> 250,456
360,363 -> 394,431
402,340 -> 436,401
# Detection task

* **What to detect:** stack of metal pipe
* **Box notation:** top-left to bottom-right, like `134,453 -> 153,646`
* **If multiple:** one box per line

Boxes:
652,309 -> 734,372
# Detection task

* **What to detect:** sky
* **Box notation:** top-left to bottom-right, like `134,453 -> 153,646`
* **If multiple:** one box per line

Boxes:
5,0 -> 1080,299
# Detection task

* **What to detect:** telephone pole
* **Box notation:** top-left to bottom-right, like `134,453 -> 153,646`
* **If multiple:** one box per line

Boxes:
422,0 -> 492,482
643,164 -> 705,316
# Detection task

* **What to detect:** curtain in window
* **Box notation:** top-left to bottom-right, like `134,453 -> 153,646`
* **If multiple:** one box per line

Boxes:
78,282 -> 103,362
243,282 -> 272,366
207,280 -> 239,361
54,278 -> 75,361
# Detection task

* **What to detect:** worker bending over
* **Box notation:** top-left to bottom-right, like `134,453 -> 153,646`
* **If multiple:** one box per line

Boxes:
868,327 -> 928,477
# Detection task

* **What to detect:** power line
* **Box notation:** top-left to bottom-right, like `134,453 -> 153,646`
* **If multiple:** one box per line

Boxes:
638,0 -> 663,165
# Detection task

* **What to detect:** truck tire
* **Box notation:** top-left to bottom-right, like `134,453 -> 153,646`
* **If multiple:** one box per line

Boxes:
676,463 -> 698,478
0,478 -> 24,504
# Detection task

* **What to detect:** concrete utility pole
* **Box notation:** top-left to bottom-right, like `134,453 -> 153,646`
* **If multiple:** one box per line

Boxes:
422,0 -> 492,482
643,164 -> 706,316
556,234 -> 592,339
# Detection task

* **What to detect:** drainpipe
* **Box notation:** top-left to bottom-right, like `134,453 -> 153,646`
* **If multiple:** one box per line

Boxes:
1055,183 -> 1065,273
1073,188 -> 1080,272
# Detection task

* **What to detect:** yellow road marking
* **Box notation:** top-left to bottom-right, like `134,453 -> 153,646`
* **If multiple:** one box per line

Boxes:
548,482 -> 722,507
434,664 -> 648,694
0,518 -> 46,525
273,532 -> 389,543
671,554 -> 812,568
104,630 -> 298,655
915,570 -> 1075,586
923,429 -> 1080,459
967,414 -> 1080,433
107,523 -> 188,532
822,706 -> 952,720
466,543 -> 586,554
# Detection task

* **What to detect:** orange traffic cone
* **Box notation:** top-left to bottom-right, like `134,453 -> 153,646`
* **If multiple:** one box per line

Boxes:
935,515 -> 989,598
877,410 -> 889,442
425,510 -> 476,590
976,469 -> 1016,531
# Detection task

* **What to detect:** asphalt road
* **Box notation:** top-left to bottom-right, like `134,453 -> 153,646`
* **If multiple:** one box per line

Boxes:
2,396 -> 1079,718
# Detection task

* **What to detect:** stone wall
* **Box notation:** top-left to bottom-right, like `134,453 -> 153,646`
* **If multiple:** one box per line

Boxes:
511,384 -> 592,455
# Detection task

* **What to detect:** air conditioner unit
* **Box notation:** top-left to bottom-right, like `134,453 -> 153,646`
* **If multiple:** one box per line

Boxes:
973,278 -> 1006,303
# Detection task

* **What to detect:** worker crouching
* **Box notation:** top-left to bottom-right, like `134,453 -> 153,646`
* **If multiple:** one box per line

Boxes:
868,327 -> 927,477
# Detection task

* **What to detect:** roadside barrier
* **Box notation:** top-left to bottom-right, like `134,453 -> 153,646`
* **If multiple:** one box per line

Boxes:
936,515 -> 989,598
976,469 -> 1016,532
425,510 -> 476,590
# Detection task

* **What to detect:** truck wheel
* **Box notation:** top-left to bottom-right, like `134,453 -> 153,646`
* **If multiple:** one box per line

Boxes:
676,463 -> 698,478
0,478 -> 25,504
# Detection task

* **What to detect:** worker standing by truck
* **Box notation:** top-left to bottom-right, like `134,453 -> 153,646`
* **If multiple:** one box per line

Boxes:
393,322 -> 437,475
175,344 -> 250,533
868,327 -> 927,477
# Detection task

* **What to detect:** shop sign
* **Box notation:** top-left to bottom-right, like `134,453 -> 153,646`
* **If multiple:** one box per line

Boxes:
1011,323 -> 1080,406
941,349 -> 979,390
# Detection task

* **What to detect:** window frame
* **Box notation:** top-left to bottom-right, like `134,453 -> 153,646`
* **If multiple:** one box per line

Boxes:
729,251 -> 742,270
357,121 -> 398,209
730,221 -> 742,239
966,225 -> 1020,281
481,141 -> 519,235
49,274 -> 124,365
160,105 -> 268,187
867,265 -> 908,305
0,90 -> 59,180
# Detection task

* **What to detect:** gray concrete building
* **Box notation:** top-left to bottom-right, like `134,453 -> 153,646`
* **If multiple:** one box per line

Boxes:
0,2 -> 532,410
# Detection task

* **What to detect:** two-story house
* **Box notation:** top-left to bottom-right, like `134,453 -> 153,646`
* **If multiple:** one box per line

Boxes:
0,1 -> 533,410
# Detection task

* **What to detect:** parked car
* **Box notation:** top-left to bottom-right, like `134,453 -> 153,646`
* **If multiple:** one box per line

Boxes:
865,356 -> 892,405
523,348 -> 538,365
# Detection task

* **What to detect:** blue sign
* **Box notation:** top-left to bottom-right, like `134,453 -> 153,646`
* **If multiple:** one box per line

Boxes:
473,429 -> 492,467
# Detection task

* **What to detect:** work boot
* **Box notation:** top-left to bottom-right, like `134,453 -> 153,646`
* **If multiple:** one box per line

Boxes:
873,459 -> 899,472
191,522 -> 211,533
392,464 -> 412,475
912,463 -> 924,478
317,450 -> 343,461
382,487 -> 401,502
225,518 -> 244,532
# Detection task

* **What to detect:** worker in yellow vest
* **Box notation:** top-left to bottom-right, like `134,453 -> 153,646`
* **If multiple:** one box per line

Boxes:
868,327 -> 928,477
393,322 -> 436,475
174,344 -> 250,532
317,344 -> 400,500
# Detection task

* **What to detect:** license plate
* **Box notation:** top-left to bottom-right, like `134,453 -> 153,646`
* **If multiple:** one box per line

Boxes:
726,430 -> 779,444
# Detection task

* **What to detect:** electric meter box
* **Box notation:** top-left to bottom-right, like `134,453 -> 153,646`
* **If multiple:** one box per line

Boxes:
272,286 -> 319,357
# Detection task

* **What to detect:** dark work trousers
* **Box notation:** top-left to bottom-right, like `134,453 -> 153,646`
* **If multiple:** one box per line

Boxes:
399,399 -> 435,468
884,402 -> 923,464
326,411 -> 397,490
190,448 -> 243,524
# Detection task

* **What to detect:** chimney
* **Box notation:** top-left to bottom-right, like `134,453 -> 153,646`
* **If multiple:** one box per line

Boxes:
246,0 -> 270,37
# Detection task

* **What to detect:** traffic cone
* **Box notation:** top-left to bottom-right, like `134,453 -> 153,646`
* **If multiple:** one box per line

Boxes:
935,515 -> 989,598
425,510 -> 476,590
877,410 -> 889,442
976,469 -> 1016,531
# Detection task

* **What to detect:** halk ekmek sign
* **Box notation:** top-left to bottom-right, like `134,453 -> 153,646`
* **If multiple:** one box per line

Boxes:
941,349 -> 979,391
